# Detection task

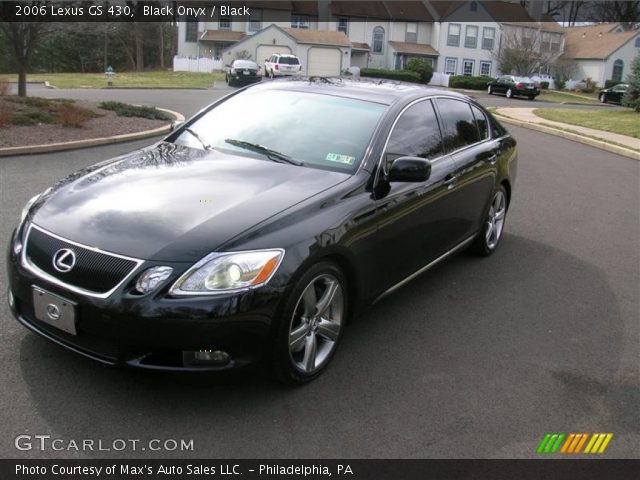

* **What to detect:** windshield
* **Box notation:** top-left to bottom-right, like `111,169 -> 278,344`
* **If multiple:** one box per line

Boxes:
173,90 -> 386,172
279,57 -> 300,65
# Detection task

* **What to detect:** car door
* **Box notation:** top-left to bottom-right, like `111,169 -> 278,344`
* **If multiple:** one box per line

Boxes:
435,98 -> 497,243
372,99 -> 460,290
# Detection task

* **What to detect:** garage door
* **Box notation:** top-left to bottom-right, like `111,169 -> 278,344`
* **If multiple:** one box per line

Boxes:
256,45 -> 292,69
307,47 -> 342,77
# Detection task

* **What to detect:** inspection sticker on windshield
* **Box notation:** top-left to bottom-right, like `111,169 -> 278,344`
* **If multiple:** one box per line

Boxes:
326,153 -> 356,165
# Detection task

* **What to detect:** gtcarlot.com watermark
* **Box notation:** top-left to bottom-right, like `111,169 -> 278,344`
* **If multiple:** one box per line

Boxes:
15,435 -> 194,452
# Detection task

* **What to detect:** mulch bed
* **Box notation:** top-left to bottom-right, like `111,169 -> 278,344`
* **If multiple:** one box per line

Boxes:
0,99 -> 169,148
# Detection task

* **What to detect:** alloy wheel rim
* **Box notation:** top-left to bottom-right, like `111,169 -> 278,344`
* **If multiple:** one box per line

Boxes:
485,191 -> 506,250
507,89 -> 512,98
288,274 -> 344,374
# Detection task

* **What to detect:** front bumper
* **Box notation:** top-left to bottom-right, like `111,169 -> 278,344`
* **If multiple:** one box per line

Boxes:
7,241 -> 281,372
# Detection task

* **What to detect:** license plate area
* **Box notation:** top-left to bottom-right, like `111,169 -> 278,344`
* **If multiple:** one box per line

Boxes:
32,286 -> 77,336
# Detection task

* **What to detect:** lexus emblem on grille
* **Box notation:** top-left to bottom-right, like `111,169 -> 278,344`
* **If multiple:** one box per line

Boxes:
46,304 -> 61,320
52,248 -> 76,273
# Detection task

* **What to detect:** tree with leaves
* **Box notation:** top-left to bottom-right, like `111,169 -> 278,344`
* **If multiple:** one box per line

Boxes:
622,54 -> 640,112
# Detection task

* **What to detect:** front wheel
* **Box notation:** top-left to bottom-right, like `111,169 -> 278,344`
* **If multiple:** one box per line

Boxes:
488,85 -> 493,95
506,88 -> 513,99
472,186 -> 508,256
271,262 -> 347,384
528,95 -> 535,101
599,94 -> 607,103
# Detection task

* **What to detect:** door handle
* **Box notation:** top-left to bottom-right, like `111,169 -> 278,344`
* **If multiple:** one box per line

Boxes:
444,174 -> 457,190
487,154 -> 498,165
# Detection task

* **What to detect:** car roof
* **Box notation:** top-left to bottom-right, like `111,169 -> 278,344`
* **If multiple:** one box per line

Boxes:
243,77 -> 470,106
276,54 -> 298,57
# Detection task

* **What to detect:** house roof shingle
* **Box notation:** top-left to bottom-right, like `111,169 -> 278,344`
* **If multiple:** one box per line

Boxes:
200,30 -> 246,42
563,25 -> 639,60
388,41 -> 439,56
282,27 -> 352,47
384,1 -> 434,21
351,42 -> 371,51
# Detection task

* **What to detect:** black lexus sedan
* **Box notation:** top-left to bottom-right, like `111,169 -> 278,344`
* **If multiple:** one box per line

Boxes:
487,75 -> 540,100
598,83 -> 628,104
225,59 -> 262,86
8,78 -> 517,384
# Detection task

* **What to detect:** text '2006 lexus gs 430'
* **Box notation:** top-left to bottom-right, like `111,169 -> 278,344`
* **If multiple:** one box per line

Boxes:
8,78 -> 517,384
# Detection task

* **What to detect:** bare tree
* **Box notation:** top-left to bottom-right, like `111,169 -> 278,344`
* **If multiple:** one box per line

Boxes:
542,1 -> 587,25
586,1 -> 640,28
493,28 -> 561,77
0,21 -> 50,96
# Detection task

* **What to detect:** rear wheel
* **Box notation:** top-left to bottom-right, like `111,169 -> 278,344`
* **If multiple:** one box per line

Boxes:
472,186 -> 508,256
506,88 -> 513,99
271,261 -> 347,384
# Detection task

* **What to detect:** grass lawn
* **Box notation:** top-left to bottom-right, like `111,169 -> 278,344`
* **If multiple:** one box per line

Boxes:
533,108 -> 640,139
538,90 -> 600,105
0,71 -> 224,89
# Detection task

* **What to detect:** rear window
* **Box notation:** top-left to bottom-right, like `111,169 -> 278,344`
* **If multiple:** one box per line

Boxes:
278,57 -> 300,65
233,60 -> 257,69
514,76 -> 532,83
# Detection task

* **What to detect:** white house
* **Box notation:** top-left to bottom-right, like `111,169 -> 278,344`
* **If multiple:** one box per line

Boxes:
431,1 -> 564,78
563,23 -> 640,87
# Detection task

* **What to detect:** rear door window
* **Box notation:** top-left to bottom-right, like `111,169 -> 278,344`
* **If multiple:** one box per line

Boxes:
436,98 -> 481,152
470,104 -> 489,140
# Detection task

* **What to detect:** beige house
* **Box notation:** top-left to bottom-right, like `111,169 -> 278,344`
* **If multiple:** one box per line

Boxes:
563,23 -> 640,87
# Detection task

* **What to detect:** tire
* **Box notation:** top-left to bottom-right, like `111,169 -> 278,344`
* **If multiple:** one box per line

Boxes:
528,95 -> 535,101
488,85 -> 493,95
506,88 -> 513,99
599,94 -> 607,103
271,261 -> 347,385
472,185 -> 508,256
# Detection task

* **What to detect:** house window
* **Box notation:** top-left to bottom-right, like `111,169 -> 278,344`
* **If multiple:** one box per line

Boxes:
444,57 -> 457,75
249,9 -> 262,32
185,18 -> 198,43
612,59 -> 624,82
338,17 -> 348,35
479,61 -> 491,77
219,15 -> 231,30
447,24 -> 461,47
462,59 -> 475,76
482,27 -> 495,50
465,25 -> 478,48
291,14 -> 310,29
373,26 -> 385,54
214,44 -> 223,59
406,22 -> 417,43
551,39 -> 561,52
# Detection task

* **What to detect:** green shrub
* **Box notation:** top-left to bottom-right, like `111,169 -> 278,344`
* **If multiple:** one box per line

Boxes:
360,68 -> 421,83
98,101 -> 171,120
622,53 -> 640,112
405,58 -> 434,84
540,81 -> 549,90
555,78 -> 566,90
449,75 -> 495,90
11,110 -> 55,126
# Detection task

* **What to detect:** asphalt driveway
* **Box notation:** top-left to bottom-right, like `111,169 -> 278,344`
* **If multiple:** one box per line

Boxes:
0,85 -> 638,459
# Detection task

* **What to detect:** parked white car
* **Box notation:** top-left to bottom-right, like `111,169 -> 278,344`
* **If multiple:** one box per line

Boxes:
264,54 -> 302,78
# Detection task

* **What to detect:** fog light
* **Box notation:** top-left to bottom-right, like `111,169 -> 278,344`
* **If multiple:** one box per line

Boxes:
183,349 -> 231,366
135,266 -> 173,294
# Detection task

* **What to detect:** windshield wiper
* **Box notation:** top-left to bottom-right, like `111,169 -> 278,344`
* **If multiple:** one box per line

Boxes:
184,128 -> 212,150
224,138 -> 303,166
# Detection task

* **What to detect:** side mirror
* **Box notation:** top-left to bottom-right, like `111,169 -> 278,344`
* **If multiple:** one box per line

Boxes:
387,156 -> 431,183
170,120 -> 184,132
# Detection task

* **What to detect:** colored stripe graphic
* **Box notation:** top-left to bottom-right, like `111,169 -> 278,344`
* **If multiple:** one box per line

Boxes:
537,433 -> 565,454
539,433 -> 613,454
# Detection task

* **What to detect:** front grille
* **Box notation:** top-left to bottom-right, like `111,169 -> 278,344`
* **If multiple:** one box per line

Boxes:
25,226 -> 139,294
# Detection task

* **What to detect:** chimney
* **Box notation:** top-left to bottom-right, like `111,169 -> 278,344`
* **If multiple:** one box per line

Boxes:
527,0 -> 543,21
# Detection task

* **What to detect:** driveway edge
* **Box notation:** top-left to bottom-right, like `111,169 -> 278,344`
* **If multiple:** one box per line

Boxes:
493,113 -> 640,161
0,107 -> 185,157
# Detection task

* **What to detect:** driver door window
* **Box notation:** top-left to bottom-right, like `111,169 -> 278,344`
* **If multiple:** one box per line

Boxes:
384,99 -> 443,171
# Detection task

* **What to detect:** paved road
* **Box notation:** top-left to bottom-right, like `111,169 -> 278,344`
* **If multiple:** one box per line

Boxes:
0,86 -> 638,459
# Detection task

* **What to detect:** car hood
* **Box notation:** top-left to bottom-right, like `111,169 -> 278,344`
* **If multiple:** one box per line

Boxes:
31,143 -> 349,261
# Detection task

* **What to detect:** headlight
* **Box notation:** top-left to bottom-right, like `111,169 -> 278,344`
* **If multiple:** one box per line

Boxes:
169,249 -> 284,295
19,194 -> 41,225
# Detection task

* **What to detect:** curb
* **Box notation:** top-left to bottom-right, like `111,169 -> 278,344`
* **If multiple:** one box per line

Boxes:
0,107 -> 185,157
493,113 -> 640,161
